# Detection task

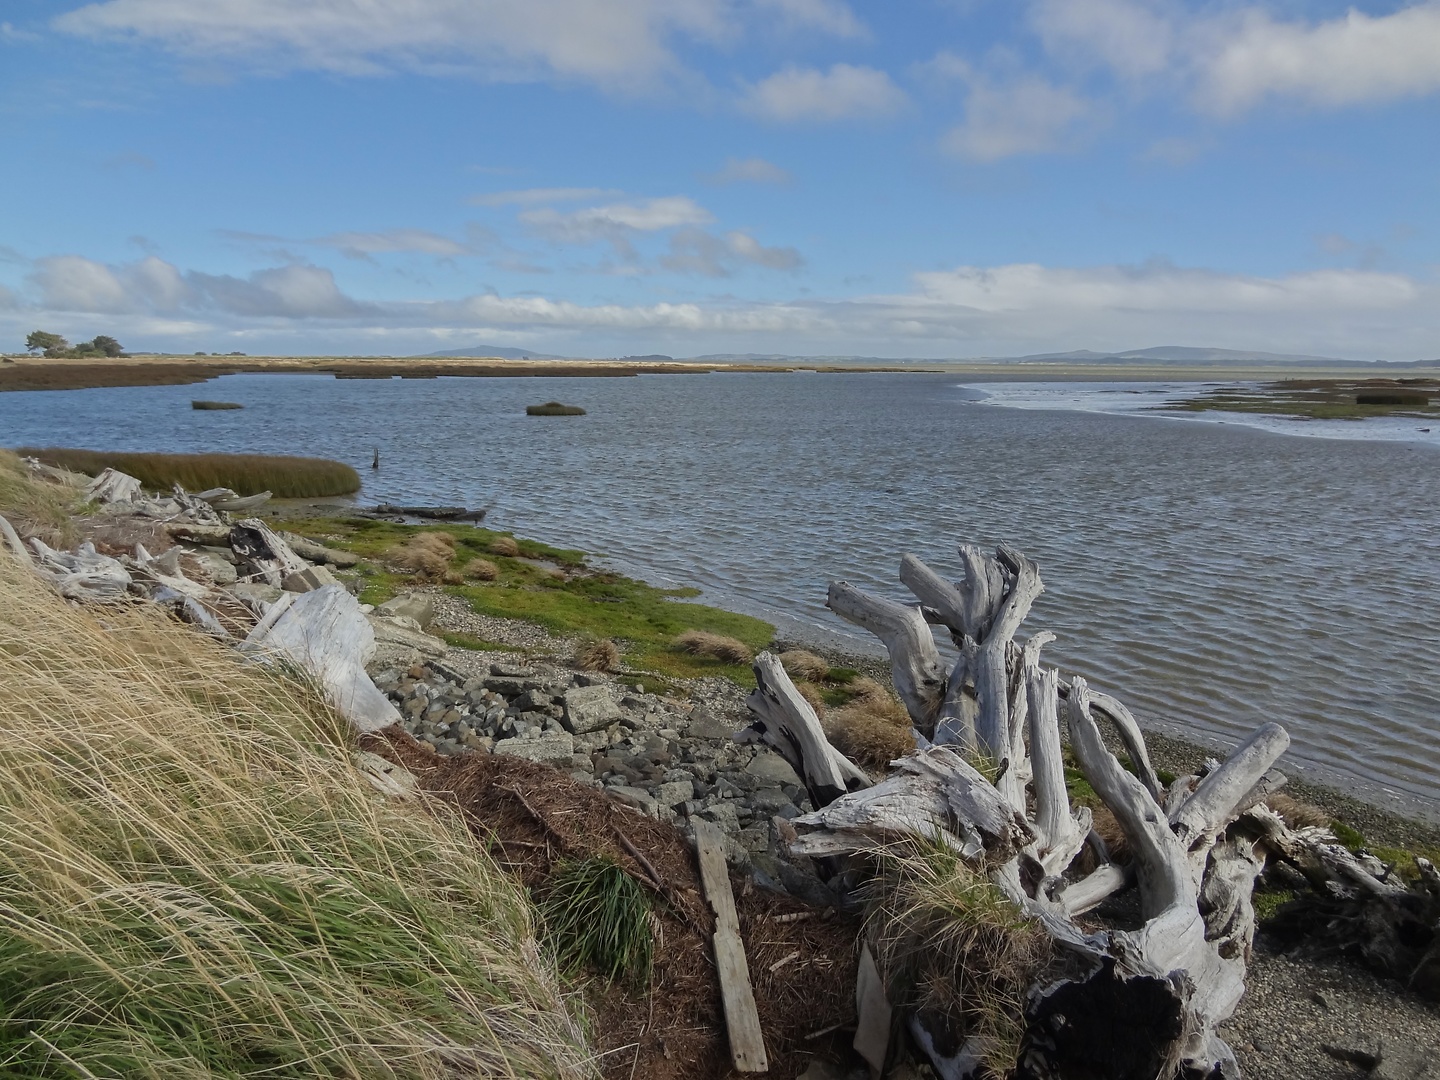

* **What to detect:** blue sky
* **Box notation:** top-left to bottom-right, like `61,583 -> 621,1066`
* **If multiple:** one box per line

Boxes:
1,0 -> 1438,359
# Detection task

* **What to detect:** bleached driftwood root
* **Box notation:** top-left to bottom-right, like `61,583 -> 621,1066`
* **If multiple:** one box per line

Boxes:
243,584 -> 401,733
229,517 -> 311,587
85,467 -> 142,504
765,542 -> 1293,1079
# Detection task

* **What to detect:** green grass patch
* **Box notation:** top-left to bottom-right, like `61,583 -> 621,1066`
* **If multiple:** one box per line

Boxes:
1330,819 -> 1367,851
1253,888 -> 1296,923
279,516 -> 774,684
537,858 -> 652,987
439,630 -> 525,653
18,447 -> 360,498
1163,378 -> 1440,421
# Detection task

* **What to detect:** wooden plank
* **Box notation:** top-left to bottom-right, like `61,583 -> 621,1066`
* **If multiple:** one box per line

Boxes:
693,820 -> 768,1073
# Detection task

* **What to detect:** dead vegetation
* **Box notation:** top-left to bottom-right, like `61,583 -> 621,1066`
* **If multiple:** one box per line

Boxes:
823,687 -> 915,772
463,556 -> 499,581
387,531 -> 457,581
574,638 -> 621,673
780,649 -> 831,682
0,450 -> 76,548
674,629 -> 754,665
490,535 -> 521,557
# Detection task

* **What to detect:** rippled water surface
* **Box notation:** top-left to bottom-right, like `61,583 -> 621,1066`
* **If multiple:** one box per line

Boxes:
3,371 -> 1437,809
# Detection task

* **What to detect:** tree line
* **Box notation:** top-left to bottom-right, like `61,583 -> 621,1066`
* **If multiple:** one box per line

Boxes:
25,331 -> 124,358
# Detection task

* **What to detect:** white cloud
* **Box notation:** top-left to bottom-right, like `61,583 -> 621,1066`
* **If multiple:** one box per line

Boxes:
660,229 -> 802,275
520,196 -> 714,250
1199,3 -> 1440,114
1030,0 -> 1174,79
701,156 -> 791,185
470,186 -> 619,207
938,60 -> 1097,161
54,0 -> 733,89
742,63 -> 907,122
752,0 -> 864,38
31,256 -> 132,313
10,250 -> 1437,361
312,229 -> 473,259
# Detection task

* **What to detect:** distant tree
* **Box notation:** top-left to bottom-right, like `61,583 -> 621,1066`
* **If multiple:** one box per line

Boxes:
26,331 -> 67,355
89,335 -> 123,357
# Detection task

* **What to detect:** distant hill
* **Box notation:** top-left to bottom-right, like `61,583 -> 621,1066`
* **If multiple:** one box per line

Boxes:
1001,345 -> 1356,365
418,345 -> 575,360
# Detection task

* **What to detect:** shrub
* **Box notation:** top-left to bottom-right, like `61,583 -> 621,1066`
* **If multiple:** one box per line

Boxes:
574,638 -> 621,673
674,629 -> 753,666
17,448 -> 360,498
463,557 -> 499,581
779,649 -> 830,682
824,690 -> 914,771
538,857 -> 652,986
490,535 -> 520,557
0,554 -> 589,1078
191,400 -> 244,410
388,531 -> 456,581
525,402 -> 586,416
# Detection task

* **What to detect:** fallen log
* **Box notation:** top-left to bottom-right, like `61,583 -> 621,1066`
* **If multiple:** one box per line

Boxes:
766,542 -> 1292,1079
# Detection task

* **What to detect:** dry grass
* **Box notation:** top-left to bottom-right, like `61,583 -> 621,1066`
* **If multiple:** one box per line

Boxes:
575,638 -> 621,673
673,629 -> 753,666
824,688 -> 914,771
0,553 -> 592,1078
845,676 -> 893,708
1265,793 -> 1331,830
388,531 -> 457,582
779,649 -> 830,682
463,557 -> 499,581
866,839 -> 1051,1077
17,447 -> 360,498
0,450 -> 76,547
490,535 -> 521,557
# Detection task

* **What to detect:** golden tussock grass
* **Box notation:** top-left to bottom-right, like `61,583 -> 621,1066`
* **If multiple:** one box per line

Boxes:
574,638 -> 621,673
795,681 -> 827,718
463,557 -> 499,581
673,629 -> 753,666
18,447 -> 361,498
823,687 -> 915,772
0,553 -> 591,1078
388,531 -> 456,582
1264,793 -> 1332,830
490,535 -> 521,557
0,450 -> 77,547
779,649 -> 830,682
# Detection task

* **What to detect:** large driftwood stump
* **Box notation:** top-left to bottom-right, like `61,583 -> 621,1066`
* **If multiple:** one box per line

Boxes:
757,543 -> 1292,1079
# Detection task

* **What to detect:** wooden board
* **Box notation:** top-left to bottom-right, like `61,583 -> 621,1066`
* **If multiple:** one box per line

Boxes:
693,820 -> 768,1073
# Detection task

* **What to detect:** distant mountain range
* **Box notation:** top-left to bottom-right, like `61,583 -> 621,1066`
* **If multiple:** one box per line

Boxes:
420,343 -> 1438,367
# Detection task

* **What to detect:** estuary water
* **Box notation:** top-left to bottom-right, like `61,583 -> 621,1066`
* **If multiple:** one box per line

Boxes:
2,371 -> 1436,813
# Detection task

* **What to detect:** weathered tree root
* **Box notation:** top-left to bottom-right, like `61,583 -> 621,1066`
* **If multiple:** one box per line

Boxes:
747,543 -> 1295,1079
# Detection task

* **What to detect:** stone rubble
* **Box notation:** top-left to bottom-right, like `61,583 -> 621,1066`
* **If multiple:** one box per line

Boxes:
371,655 -> 839,903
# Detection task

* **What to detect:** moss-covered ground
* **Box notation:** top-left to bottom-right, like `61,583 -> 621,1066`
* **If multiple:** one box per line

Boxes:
275,515 -> 775,685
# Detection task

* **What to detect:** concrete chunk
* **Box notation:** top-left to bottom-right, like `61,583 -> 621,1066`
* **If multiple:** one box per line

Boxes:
493,732 -> 575,764
562,684 -> 625,734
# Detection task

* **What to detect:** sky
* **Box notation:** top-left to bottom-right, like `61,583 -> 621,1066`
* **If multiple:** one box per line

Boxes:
1,0 -> 1438,360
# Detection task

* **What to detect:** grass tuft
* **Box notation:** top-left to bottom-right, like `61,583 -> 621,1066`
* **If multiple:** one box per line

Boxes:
17,447 -> 359,498
387,531 -> 456,582
674,630 -> 753,666
574,638 -> 621,673
865,838 -> 1050,1077
823,688 -> 914,771
0,553 -> 590,1078
779,649 -> 831,682
0,450 -> 77,547
463,557 -> 499,581
537,858 -> 652,987
490,535 -> 521,557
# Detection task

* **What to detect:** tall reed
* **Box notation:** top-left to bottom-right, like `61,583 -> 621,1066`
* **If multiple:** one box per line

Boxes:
17,447 -> 361,498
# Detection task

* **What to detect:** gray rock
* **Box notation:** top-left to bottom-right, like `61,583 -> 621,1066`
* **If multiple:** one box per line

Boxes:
607,785 -> 659,815
490,662 -> 534,678
375,591 -> 435,629
367,615 -> 447,659
751,787 -> 798,813
745,750 -> 802,788
562,684 -> 625,735
283,564 -> 339,593
688,708 -> 739,741
189,551 -> 237,586
1375,1037 -> 1440,1080
655,780 -> 694,810
227,581 -> 283,608
700,802 -> 742,833
492,731 -> 575,764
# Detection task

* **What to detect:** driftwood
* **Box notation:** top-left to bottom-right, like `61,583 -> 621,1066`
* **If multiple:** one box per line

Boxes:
765,543 -> 1294,1079
28,538 -> 132,600
0,514 -> 31,565
195,487 -> 272,513
694,820 -> 769,1073
242,584 -> 400,733
230,518 -> 310,588
85,467 -> 142,504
